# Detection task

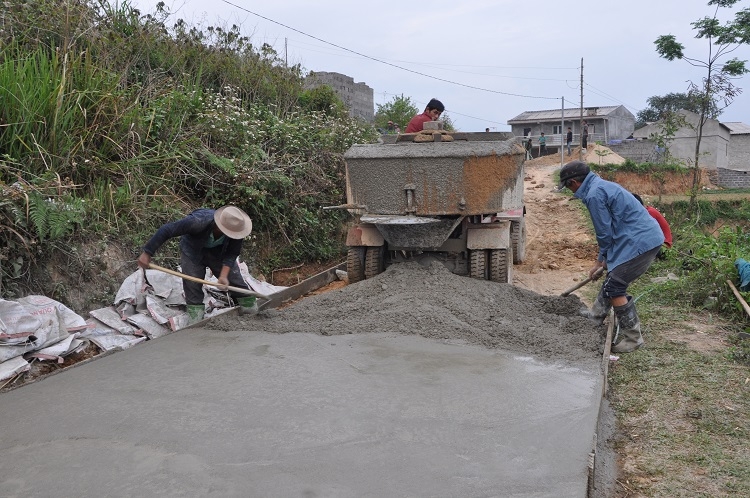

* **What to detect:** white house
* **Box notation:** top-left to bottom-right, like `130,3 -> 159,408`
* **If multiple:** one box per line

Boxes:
719,122 -> 750,187
632,109 -> 730,170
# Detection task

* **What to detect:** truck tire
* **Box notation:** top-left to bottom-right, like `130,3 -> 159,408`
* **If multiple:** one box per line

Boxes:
347,247 -> 366,283
511,218 -> 526,264
469,250 -> 487,279
489,248 -> 513,284
364,246 -> 385,279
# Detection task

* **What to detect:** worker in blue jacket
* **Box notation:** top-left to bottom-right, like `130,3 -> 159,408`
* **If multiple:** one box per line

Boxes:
558,161 -> 664,353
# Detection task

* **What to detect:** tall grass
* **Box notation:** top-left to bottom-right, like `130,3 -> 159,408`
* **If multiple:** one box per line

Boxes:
0,0 -> 377,303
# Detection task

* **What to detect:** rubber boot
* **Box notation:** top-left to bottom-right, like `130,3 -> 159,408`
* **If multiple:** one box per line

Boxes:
579,288 -> 611,325
612,298 -> 644,353
236,296 -> 258,316
186,304 -> 205,324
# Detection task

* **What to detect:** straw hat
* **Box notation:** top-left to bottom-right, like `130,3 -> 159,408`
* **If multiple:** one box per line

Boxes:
214,206 -> 252,239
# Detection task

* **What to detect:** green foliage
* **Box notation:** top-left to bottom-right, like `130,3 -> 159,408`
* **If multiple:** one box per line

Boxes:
635,92 -> 719,129
298,85 -> 347,118
592,159 -> 686,174
374,94 -> 419,132
0,0 -> 379,304
642,200 -> 750,320
26,193 -> 85,240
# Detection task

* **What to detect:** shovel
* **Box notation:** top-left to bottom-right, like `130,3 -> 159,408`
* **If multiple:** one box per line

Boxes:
148,263 -> 270,300
560,267 -> 605,297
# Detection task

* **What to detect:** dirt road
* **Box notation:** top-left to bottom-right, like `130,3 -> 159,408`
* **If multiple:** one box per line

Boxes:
513,154 -> 599,300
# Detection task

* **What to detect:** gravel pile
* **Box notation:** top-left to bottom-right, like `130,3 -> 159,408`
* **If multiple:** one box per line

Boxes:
210,261 -> 605,364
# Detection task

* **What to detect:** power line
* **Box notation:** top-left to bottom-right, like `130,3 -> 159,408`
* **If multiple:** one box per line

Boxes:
221,0 -> 560,101
584,82 -> 639,112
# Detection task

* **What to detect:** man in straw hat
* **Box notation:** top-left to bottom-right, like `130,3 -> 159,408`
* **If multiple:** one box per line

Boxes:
137,206 -> 255,321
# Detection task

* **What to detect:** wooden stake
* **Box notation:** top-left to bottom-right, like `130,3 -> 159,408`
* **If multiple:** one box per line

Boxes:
726,279 -> 750,319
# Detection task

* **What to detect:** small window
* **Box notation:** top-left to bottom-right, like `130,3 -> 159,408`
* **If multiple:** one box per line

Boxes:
553,125 -> 562,134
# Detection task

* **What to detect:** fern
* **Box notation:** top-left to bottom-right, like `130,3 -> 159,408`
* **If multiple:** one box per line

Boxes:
28,193 -> 50,239
27,193 -> 84,240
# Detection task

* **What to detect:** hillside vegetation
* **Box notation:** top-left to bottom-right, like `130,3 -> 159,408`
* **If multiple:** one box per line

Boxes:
0,0 -> 376,309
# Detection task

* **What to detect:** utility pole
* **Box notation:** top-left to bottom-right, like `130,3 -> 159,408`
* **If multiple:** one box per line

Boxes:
284,38 -> 288,66
561,96 -> 565,168
579,58 -> 584,160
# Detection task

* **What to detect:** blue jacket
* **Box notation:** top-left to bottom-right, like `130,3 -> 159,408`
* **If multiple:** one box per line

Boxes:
574,173 -> 663,270
143,209 -> 243,267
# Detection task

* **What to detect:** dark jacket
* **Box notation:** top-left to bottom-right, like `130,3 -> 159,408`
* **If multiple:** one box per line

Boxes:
142,209 -> 242,267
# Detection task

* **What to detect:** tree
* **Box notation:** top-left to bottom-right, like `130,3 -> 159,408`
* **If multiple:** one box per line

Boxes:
635,92 -> 719,129
374,94 -> 419,132
654,0 -> 750,204
298,85 -> 348,118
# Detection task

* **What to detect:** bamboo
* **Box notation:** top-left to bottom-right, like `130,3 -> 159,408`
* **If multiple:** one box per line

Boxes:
148,263 -> 270,299
726,279 -> 750,319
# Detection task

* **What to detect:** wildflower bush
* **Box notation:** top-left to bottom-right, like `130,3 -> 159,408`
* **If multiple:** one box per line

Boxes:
0,0 -> 377,305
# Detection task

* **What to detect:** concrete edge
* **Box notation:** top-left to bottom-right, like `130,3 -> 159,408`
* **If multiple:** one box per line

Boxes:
588,311 -> 616,497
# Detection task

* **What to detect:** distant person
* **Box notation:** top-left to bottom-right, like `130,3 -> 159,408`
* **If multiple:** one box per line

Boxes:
524,135 -> 533,160
566,127 -> 573,156
539,132 -> 547,156
386,121 -> 396,134
558,161 -> 663,353
405,98 -> 445,133
581,121 -> 589,150
632,193 -> 673,255
486,128 -> 490,132
394,124 -> 401,134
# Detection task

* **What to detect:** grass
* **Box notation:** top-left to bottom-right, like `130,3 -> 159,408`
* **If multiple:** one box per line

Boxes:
608,279 -> 750,497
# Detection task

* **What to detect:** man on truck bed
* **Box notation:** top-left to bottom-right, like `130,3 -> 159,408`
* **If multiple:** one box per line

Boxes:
559,161 -> 663,353
405,98 -> 445,133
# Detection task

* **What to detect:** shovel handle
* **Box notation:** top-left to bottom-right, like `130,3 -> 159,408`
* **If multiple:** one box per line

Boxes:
148,263 -> 270,299
560,267 -> 605,297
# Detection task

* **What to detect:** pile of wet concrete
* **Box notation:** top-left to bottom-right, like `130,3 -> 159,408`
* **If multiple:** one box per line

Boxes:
210,262 -> 604,364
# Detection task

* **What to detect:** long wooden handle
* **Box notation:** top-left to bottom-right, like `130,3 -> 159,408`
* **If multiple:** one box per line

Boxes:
561,267 -> 605,297
727,279 -> 750,319
148,263 -> 270,299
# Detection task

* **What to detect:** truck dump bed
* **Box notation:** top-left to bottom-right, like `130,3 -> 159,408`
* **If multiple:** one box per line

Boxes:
344,138 -> 525,217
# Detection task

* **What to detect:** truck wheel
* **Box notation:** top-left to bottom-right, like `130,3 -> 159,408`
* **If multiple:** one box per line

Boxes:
347,247 -> 366,283
469,250 -> 487,279
489,248 -> 513,284
511,218 -> 526,264
364,246 -> 385,279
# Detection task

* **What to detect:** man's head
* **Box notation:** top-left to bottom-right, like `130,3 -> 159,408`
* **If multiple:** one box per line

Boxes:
568,127 -> 572,131
558,161 -> 590,192
541,132 -> 545,136
214,206 -> 253,239
425,98 -> 445,120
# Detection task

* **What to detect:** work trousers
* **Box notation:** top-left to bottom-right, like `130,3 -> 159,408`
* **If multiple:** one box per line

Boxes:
600,246 -> 661,299
180,250 -> 249,305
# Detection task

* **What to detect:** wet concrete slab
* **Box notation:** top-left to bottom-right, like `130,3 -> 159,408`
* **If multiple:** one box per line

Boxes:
0,329 -> 602,497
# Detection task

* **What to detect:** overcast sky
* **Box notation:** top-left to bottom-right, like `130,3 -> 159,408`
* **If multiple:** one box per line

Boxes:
132,0 -> 750,132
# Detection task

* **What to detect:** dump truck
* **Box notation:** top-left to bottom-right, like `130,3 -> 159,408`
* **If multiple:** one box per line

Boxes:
340,131 -> 526,284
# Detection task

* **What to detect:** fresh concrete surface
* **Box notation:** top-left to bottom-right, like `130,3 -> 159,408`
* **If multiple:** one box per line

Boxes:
0,329 -> 602,497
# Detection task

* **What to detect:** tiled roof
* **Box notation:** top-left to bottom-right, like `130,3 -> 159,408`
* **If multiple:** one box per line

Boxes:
508,106 -> 622,123
723,122 -> 750,134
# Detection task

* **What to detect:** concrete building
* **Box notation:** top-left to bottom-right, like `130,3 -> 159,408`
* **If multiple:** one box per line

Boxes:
632,110 -> 730,170
304,71 -> 374,122
507,105 -> 635,148
719,122 -> 750,187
